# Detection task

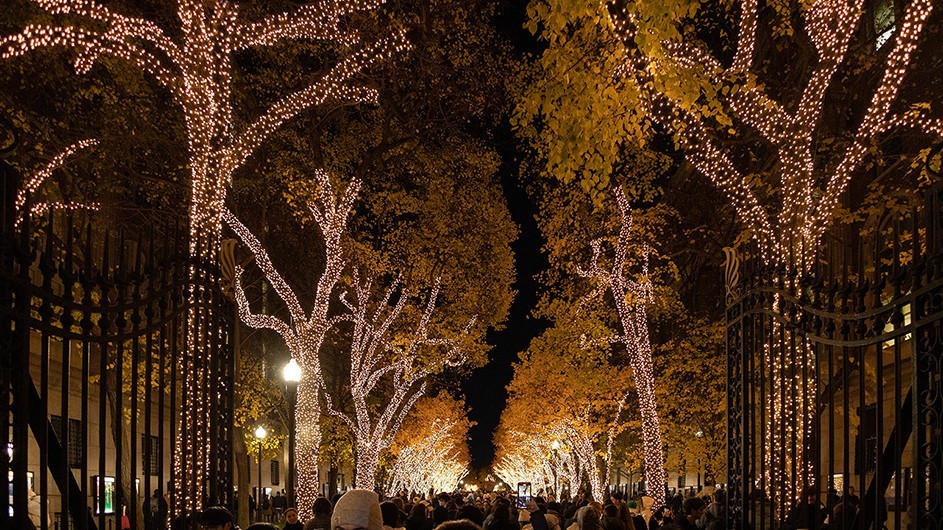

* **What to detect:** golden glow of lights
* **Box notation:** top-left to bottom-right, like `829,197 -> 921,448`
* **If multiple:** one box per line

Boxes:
324,273 -> 475,489
1,1 -> 406,514
609,0 -> 938,272
386,419 -> 468,495
15,139 -> 100,227
225,170 -> 360,516
576,187 -> 665,507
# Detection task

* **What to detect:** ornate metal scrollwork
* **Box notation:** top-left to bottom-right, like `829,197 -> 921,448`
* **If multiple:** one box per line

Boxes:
724,247 -> 741,306
219,238 -> 237,299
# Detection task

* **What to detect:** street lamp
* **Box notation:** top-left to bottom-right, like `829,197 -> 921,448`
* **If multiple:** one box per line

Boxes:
282,359 -> 302,506
551,440 -> 561,500
255,425 -> 267,522
695,429 -> 704,491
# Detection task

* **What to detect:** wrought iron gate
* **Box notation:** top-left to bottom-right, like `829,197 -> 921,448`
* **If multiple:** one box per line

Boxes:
725,182 -> 943,530
1,160 -> 235,530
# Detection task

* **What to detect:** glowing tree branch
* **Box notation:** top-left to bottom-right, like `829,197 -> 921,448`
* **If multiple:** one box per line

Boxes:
15,138 -> 101,227
224,170 -> 360,517
2,2 -> 404,511
324,275 -> 474,489
577,187 -> 665,507
386,419 -> 468,495
600,0 -> 939,504
609,0 -> 939,271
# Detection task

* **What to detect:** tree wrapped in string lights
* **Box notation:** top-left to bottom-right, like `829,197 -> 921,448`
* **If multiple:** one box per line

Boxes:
324,273 -> 474,489
525,0 -> 941,273
600,1 -> 940,504
1,0 -> 405,512
386,418 -> 468,495
386,394 -> 472,495
493,424 -> 587,500
224,170 -> 358,516
577,187 -> 665,507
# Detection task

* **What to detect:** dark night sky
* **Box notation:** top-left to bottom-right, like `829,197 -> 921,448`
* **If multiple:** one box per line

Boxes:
459,0 -> 546,472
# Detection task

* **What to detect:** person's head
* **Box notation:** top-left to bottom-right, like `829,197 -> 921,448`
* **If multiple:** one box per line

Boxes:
381,501 -> 402,528
802,486 -> 817,505
246,524 -> 280,530
332,490 -> 384,530
391,498 -> 405,512
610,491 -> 623,503
314,497 -> 334,517
284,508 -> 301,525
626,502 -> 637,514
683,498 -> 706,520
154,489 -> 161,497
652,507 -> 666,522
547,502 -> 562,514
603,505 -> 619,518
409,503 -> 428,519
845,486 -> 855,496
433,520 -> 482,530
199,506 -> 234,530
576,506 -> 600,530
492,503 -> 511,522
545,513 -> 561,530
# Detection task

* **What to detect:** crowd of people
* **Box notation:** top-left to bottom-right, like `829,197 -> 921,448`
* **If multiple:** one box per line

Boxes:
157,480 -> 884,530
192,487 -> 728,530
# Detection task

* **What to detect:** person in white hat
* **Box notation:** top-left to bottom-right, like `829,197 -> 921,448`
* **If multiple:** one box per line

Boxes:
332,490 -> 385,530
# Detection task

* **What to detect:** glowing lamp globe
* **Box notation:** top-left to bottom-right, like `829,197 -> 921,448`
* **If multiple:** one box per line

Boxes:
255,426 -> 267,440
282,358 -> 302,384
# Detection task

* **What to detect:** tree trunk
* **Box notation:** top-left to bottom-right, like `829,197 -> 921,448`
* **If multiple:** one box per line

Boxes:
105,380 -> 145,528
355,440 -> 379,490
174,177 -> 226,516
295,377 -> 321,516
234,427 -> 251,528
233,319 -> 251,529
328,466 -> 338,499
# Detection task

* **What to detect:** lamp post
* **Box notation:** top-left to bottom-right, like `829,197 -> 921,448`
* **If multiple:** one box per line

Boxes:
282,359 -> 302,506
551,440 -> 560,500
255,426 -> 267,522
695,429 -> 704,491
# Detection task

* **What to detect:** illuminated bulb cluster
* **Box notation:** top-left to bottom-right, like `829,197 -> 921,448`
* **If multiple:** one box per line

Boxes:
604,0 -> 937,503
607,0 -> 938,272
2,0 -> 407,515
494,422 -> 593,500
761,296 -> 818,508
226,170 -> 360,516
227,170 -> 474,493
386,419 -> 468,495
324,272 -> 475,489
15,139 -> 100,227
493,430 -> 558,494
576,187 -> 665,507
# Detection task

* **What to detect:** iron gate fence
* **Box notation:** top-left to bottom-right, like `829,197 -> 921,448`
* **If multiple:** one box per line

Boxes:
725,182 -> 943,530
1,161 -> 235,530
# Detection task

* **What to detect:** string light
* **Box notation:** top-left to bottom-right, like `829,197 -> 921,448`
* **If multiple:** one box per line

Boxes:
386,419 -> 469,495
577,187 -> 665,507
761,296 -> 818,508
225,170 -> 360,516
608,0 -> 938,272
323,273 -> 475,489
493,422 -> 594,500
14,139 -> 100,227
1,0 -> 406,513
228,170 -> 474,493
602,0 -> 938,504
